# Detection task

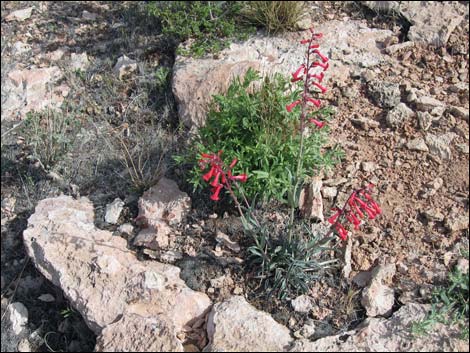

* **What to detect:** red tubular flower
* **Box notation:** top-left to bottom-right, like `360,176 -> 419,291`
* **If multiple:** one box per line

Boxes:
286,100 -> 302,112
306,97 -> 321,107
230,174 -> 248,183
313,33 -> 323,39
308,72 -> 324,82
369,200 -> 382,215
354,198 -> 376,219
329,186 -> 382,242
328,209 -> 341,224
311,49 -> 329,63
291,65 -> 305,81
210,184 -> 223,201
300,39 -> 310,44
210,171 -> 222,187
346,211 -> 361,230
202,166 -> 216,182
311,81 -> 328,94
349,198 -> 364,219
312,61 -> 329,71
335,223 -> 348,241
309,44 -> 320,49
229,158 -> 238,169
360,190 -> 382,215
309,118 -> 325,128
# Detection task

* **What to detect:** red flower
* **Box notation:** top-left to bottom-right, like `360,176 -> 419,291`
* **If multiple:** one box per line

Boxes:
210,184 -> 223,201
346,211 -> 361,230
200,151 -> 248,202
311,50 -> 329,63
309,44 -> 320,49
312,61 -> 329,71
354,197 -> 376,219
329,186 -> 382,242
306,97 -> 321,107
286,100 -> 302,112
335,223 -> 348,240
309,118 -> 325,128
308,72 -> 324,82
202,166 -> 216,182
230,173 -> 248,183
311,82 -> 327,94
291,65 -> 306,81
300,39 -> 310,44
328,209 -> 341,224
229,158 -> 238,169
210,171 -> 222,187
360,190 -> 382,215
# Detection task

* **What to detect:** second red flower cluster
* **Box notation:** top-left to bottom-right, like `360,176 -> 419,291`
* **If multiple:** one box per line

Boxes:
328,184 -> 382,240
199,151 -> 248,201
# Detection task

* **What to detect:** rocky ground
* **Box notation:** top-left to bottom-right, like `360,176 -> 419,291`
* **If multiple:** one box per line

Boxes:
1,1 -> 469,352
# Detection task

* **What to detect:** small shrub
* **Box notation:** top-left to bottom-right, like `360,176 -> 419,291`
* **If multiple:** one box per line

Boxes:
20,108 -> 81,169
109,123 -> 172,192
247,222 -> 337,300
412,256 -> 469,339
154,66 -> 171,93
146,1 -> 255,57
180,68 -> 342,202
240,1 -> 306,34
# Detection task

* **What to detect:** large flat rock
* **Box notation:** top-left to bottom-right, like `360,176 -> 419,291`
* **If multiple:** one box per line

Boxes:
2,66 -> 69,121
205,296 -> 292,352
363,1 -> 465,46
23,195 -> 211,335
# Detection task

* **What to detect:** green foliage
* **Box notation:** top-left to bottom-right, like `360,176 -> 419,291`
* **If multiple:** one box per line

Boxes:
154,66 -> 171,91
240,1 -> 306,34
247,220 -> 337,300
146,1 -> 255,57
412,257 -> 469,339
20,108 -> 81,169
180,68 -> 342,202
60,307 -> 76,319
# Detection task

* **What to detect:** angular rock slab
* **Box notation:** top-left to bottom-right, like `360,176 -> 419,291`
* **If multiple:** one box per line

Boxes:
138,177 -> 191,227
299,177 -> 324,221
2,66 -> 68,121
23,195 -> 211,334
135,177 -> 191,250
95,314 -> 183,352
205,296 -> 292,352
173,20 -> 394,128
5,7 -> 33,21
290,303 -> 469,352
363,1 -> 465,46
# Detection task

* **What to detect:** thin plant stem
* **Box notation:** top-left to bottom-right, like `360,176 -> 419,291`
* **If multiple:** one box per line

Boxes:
288,30 -> 315,242
226,178 -> 261,229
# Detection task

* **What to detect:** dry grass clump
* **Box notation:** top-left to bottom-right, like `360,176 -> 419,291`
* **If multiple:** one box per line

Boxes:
240,1 -> 306,34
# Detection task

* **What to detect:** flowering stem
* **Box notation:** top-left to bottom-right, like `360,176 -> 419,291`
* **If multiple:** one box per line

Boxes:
288,30 -> 316,242
225,176 -> 261,229
225,180 -> 247,222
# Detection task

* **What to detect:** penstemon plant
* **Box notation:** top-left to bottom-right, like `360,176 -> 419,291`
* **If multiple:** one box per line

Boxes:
197,27 -> 382,299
